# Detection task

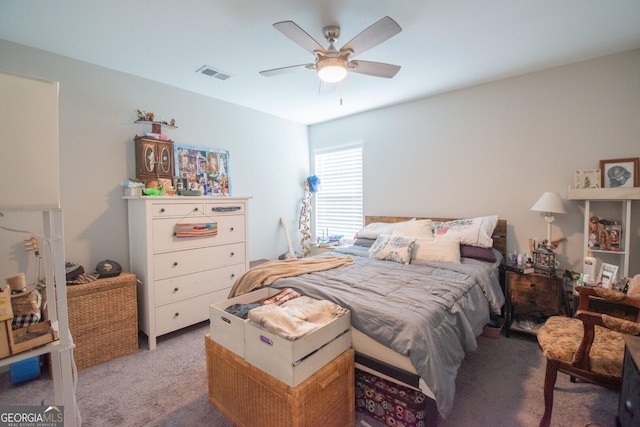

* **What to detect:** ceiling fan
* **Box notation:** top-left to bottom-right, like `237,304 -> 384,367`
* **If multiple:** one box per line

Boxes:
259,16 -> 402,84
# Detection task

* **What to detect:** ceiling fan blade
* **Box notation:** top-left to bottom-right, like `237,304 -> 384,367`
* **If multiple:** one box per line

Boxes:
350,60 -> 401,78
340,16 -> 401,57
273,21 -> 326,55
259,63 -> 313,77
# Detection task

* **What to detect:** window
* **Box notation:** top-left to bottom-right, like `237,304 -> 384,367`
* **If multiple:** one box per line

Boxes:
313,145 -> 363,241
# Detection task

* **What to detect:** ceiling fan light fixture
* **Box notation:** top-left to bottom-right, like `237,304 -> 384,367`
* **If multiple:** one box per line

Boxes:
317,57 -> 348,83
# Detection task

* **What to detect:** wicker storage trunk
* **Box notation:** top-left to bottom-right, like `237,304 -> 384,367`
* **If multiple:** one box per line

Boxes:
67,273 -> 138,369
206,334 -> 354,427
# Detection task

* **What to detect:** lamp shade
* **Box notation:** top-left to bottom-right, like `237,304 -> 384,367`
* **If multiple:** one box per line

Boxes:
531,192 -> 566,214
317,57 -> 348,83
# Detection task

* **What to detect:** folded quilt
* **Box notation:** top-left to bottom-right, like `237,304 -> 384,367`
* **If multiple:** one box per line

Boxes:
248,296 -> 347,340
227,255 -> 354,297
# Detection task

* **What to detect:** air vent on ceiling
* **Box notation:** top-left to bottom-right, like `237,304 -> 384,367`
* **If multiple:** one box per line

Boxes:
196,65 -> 232,81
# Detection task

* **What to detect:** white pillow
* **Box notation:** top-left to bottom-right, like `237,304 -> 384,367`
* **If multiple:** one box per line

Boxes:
357,221 -> 400,239
432,215 -> 499,248
412,237 -> 461,264
393,219 -> 433,238
368,234 -> 416,265
357,218 -> 433,239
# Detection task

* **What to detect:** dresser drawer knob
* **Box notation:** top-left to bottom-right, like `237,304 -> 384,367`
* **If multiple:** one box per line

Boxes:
230,273 -> 235,279
174,312 -> 180,318
173,262 -> 178,267
173,287 -> 179,293
160,208 -> 165,213
194,207 -> 199,212
230,252 -> 235,257
230,227 -> 235,232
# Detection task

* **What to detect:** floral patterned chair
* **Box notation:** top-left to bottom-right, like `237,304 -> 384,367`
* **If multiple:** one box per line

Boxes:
537,286 -> 640,427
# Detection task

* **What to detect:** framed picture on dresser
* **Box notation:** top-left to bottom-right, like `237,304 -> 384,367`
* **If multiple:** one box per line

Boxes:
597,263 -> 619,289
174,144 -> 231,196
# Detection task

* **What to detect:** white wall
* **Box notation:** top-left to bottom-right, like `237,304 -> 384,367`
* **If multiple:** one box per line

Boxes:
2,38 -> 638,282
310,49 -> 640,275
0,39 -> 309,282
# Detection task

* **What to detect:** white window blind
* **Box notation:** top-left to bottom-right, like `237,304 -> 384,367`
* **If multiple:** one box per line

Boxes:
314,145 -> 363,241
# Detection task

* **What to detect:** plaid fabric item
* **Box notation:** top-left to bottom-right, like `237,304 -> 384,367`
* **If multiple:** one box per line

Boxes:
67,273 -> 99,285
12,312 -> 41,329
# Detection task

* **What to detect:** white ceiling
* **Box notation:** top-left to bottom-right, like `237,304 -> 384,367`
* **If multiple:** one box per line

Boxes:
2,0 -> 640,125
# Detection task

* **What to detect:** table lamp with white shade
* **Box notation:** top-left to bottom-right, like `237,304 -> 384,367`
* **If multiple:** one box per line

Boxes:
531,192 -> 566,248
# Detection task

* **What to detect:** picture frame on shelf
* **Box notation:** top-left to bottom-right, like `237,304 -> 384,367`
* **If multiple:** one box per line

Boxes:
574,169 -> 601,189
599,157 -> 639,188
597,263 -> 619,289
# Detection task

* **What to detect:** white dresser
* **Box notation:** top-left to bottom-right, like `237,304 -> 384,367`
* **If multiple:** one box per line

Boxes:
127,196 -> 250,349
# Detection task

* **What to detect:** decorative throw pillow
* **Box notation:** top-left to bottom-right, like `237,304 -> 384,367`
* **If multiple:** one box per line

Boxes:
368,234 -> 416,264
432,215 -> 499,248
353,237 -> 377,248
412,237 -> 461,264
460,245 -> 498,263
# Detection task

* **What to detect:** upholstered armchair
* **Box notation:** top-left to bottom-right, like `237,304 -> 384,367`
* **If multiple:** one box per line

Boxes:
537,286 -> 640,427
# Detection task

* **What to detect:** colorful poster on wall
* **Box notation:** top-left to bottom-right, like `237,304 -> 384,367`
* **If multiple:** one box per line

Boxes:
174,144 -> 231,196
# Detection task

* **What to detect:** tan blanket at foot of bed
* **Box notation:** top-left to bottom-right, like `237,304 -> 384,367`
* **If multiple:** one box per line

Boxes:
228,256 -> 354,298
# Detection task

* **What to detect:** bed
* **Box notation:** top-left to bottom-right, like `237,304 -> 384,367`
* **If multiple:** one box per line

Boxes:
238,215 -> 507,426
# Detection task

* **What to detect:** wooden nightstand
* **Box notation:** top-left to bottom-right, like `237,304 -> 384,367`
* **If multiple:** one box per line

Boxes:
505,270 -> 570,336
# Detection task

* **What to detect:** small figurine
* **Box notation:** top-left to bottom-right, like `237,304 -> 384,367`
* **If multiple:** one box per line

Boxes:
145,112 -> 155,122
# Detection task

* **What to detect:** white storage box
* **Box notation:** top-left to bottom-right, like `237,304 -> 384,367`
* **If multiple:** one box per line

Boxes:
209,288 -> 268,358
209,287 -> 352,387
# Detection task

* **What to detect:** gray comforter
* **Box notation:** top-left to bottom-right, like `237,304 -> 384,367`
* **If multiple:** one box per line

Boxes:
270,247 -> 504,418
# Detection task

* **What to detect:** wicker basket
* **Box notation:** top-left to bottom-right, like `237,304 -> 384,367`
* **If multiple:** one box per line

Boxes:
10,288 -> 41,316
67,273 -> 138,369
206,334 -> 354,427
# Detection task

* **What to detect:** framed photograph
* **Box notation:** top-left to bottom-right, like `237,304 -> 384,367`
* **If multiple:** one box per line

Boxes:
597,262 -> 619,289
174,144 -> 231,196
574,169 -> 601,189
599,158 -> 639,188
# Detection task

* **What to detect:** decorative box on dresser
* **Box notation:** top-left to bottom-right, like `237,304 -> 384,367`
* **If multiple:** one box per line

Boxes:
126,196 -> 250,349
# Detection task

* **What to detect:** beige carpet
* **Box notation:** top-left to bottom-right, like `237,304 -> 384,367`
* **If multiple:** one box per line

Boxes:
0,322 -> 619,427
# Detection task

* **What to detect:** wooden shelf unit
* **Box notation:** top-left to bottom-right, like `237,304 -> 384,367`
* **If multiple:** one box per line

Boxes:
568,187 -> 640,279
0,210 -> 78,426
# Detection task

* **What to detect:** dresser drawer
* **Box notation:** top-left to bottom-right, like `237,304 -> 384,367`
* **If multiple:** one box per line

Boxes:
152,214 -> 246,252
154,263 -> 245,306
509,274 -> 561,312
153,242 -> 245,280
151,203 -> 204,218
155,288 -> 229,335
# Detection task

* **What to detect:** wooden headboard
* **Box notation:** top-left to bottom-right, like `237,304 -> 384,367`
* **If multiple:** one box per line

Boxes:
365,216 -> 508,258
